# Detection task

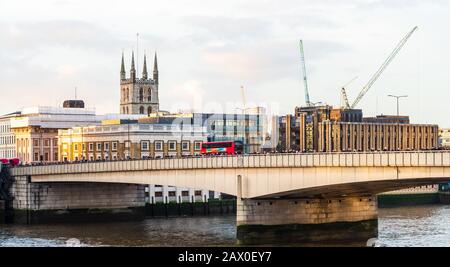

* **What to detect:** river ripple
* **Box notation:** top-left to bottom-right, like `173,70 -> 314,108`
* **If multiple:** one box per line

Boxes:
1,205 -> 450,247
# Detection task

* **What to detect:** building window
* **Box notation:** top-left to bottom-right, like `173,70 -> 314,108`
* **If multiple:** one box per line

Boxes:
155,141 -> 163,151
53,139 -> 58,147
169,191 -> 176,197
182,191 -> 189,197
33,139 -> 39,147
112,142 -> 118,151
96,143 -> 102,151
168,141 -> 176,151
148,89 -> 152,101
44,139 -> 50,147
140,106 -> 145,114
34,152 -> 39,161
141,141 -> 149,151
195,190 -> 202,196
89,143 -> 94,151
148,106 -> 152,115
182,141 -> 189,151
82,143 -> 86,151
194,141 -> 202,150
74,144 -> 79,151
139,88 -> 143,102
104,142 -> 109,151
155,192 -> 163,197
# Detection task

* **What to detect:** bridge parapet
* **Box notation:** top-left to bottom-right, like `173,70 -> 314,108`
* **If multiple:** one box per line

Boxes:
10,151 -> 450,177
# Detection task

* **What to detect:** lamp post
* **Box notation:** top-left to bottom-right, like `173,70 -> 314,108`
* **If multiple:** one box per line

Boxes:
387,94 -> 408,117
388,94 -> 408,150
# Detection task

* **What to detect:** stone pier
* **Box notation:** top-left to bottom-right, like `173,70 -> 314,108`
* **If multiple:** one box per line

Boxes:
10,176 -> 146,224
236,196 -> 378,245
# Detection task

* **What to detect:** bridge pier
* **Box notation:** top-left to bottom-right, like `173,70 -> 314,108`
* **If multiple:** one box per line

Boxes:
236,196 -> 378,246
10,176 -> 146,224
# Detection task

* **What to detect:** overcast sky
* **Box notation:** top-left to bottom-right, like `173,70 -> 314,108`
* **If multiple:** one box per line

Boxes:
1,0 -> 449,126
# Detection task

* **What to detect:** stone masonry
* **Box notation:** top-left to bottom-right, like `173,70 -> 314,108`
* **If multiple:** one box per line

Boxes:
11,176 -> 145,211
237,196 -> 378,226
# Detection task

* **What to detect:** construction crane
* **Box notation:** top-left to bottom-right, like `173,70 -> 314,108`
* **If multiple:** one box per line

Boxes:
299,40 -> 312,107
340,76 -> 358,108
346,26 -> 418,109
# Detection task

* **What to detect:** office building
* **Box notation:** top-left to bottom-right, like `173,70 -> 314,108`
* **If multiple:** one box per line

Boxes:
278,106 -> 438,152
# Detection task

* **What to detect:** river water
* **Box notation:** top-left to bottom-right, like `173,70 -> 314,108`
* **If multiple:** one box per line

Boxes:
1,205 -> 450,247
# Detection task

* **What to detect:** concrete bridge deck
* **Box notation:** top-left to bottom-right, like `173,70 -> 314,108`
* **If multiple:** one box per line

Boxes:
10,151 -> 450,199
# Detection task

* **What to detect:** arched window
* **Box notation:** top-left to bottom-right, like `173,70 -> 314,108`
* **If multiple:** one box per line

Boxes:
140,106 -> 145,114
148,88 -> 152,101
147,106 -> 152,115
122,88 -> 125,101
126,107 -> 129,114
126,88 -> 129,101
139,88 -> 143,102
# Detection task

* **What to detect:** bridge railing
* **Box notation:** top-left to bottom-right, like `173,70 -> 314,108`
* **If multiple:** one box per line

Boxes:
10,150 -> 450,177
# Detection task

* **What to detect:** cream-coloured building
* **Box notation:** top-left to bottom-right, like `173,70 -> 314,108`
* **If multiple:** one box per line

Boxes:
9,106 -> 102,163
57,120 -> 207,161
0,112 -> 19,159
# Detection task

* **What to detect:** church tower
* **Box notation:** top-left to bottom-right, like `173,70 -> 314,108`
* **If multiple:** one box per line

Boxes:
120,51 -> 159,115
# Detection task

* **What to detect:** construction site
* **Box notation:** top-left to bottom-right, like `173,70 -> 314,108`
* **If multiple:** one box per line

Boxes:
277,26 -> 439,153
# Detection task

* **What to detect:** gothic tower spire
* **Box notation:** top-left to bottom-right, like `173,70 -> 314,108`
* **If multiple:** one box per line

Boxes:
130,51 -> 136,81
142,53 -> 148,80
120,51 -> 126,80
153,52 -> 158,85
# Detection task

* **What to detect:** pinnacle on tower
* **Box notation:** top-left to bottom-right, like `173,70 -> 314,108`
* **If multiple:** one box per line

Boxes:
153,52 -> 158,85
120,51 -> 126,80
142,53 -> 148,80
130,51 -> 136,81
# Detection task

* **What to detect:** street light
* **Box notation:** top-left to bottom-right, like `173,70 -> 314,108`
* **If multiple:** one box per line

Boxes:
387,94 -> 408,116
388,94 -> 408,151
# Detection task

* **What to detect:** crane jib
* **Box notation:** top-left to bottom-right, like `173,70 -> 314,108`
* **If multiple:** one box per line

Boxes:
299,40 -> 311,107
350,26 -> 418,109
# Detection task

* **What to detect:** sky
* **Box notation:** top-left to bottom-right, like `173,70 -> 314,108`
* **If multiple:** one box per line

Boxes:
1,0 -> 450,126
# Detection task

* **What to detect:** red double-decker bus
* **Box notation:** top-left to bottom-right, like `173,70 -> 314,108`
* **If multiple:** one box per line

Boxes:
0,158 -> 21,167
200,141 -> 244,155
